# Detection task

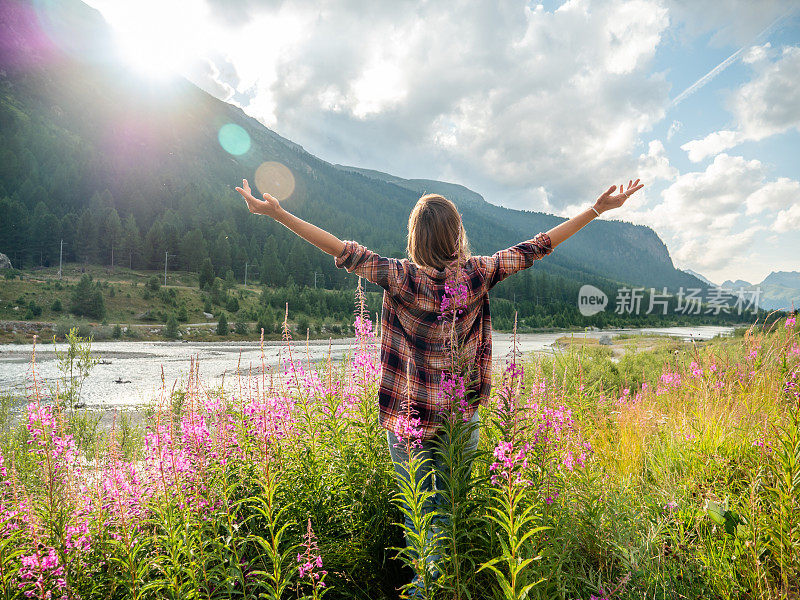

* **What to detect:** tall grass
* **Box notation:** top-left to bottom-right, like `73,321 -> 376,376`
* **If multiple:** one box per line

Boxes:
0,301 -> 797,599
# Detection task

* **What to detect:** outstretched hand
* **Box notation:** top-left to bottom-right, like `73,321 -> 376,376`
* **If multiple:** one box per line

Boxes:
235,179 -> 282,219
593,179 -> 643,214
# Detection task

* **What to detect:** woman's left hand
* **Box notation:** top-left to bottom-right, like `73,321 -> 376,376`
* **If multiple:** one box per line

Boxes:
593,179 -> 643,214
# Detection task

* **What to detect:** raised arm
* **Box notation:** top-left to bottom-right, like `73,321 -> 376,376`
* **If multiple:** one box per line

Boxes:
547,179 -> 643,248
235,179 -> 346,257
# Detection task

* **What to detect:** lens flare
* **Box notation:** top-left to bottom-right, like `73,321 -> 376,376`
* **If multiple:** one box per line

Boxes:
218,124 -> 251,156
255,162 -> 296,201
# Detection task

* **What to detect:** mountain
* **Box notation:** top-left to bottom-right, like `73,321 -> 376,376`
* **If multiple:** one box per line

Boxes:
717,272 -> 800,312
0,0 -> 704,299
762,271 -> 800,291
722,280 -> 753,289
682,269 -> 716,287
754,271 -> 800,311
335,166 -> 705,291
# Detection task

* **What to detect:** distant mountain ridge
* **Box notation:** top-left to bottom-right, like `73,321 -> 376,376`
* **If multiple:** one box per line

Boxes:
336,166 -> 704,290
0,0 -> 706,297
682,269 -> 716,287
715,271 -> 800,312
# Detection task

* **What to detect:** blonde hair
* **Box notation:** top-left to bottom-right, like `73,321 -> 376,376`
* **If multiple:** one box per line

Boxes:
407,194 -> 471,270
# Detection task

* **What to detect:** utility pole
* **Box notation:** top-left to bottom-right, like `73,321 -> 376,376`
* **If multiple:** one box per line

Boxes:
164,251 -> 171,287
244,261 -> 248,287
111,245 -> 114,270
58,239 -> 63,279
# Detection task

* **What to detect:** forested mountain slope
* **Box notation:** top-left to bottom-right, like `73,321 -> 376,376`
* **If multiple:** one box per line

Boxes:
0,0 -> 703,298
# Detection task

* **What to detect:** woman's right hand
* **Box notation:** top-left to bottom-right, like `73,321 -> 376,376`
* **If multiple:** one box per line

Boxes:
593,179 -> 643,214
235,179 -> 283,218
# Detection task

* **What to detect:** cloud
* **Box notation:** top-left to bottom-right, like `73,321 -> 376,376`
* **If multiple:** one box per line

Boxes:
185,56 -> 237,101
666,120 -> 682,140
641,153 -> 799,274
742,42 -> 774,64
681,130 -> 743,162
665,0 -> 796,46
681,45 -> 800,161
745,177 -> 800,215
657,154 -> 764,232
643,139 -> 677,177
191,0 -> 672,209
733,46 -> 800,139
774,203 -> 800,233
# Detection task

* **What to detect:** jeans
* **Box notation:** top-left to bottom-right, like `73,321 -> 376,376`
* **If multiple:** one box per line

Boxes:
386,409 -> 481,584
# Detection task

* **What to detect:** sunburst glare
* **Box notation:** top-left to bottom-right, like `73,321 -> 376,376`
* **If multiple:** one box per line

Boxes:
218,123 -> 251,156
87,0 -> 208,79
255,161 -> 296,201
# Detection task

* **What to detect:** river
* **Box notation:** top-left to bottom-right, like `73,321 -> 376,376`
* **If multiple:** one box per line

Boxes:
0,325 -> 734,409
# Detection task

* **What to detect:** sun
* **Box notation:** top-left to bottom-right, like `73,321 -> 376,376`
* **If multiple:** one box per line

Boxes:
87,0 -> 207,80
115,31 -> 187,79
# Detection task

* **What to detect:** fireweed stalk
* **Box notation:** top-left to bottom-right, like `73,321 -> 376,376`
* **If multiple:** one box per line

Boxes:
429,260 -> 483,598
480,316 -> 549,600
392,360 -> 440,599
297,518 -> 328,599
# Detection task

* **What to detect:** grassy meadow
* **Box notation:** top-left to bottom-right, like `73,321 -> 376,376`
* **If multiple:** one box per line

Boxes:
0,297 -> 797,600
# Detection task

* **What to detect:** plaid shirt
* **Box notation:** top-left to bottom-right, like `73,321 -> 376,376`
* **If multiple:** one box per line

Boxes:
335,233 -> 553,439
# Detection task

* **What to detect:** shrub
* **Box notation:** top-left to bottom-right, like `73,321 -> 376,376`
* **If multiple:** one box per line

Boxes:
217,312 -> 228,336
256,308 -> 275,336
164,314 -> 179,339
297,315 -> 310,336
51,299 -> 63,312
226,296 -> 240,314
234,318 -> 249,335
176,304 -> 189,322
146,275 -> 161,292
26,300 -> 42,318
112,324 -> 122,339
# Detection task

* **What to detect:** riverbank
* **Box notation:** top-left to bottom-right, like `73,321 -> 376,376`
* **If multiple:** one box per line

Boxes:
0,326 -> 737,411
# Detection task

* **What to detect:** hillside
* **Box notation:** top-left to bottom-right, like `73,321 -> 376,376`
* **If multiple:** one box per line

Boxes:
0,0 -> 703,303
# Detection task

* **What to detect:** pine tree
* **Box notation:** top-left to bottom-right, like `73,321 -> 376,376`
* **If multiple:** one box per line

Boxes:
121,214 -> 142,269
164,314 -> 179,339
199,258 -> 214,290
217,312 -> 228,336
70,274 -> 105,320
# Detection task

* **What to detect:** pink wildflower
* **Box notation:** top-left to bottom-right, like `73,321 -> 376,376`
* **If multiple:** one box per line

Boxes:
489,440 -> 531,486
439,275 -> 469,321
438,372 -> 470,420
297,519 -> 327,587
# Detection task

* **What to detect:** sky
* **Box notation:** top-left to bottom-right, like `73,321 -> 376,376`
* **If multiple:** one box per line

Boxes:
85,0 -> 800,285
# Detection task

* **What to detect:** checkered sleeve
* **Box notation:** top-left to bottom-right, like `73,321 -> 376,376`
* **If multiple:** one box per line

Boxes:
334,240 -> 405,294
478,232 -> 553,290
